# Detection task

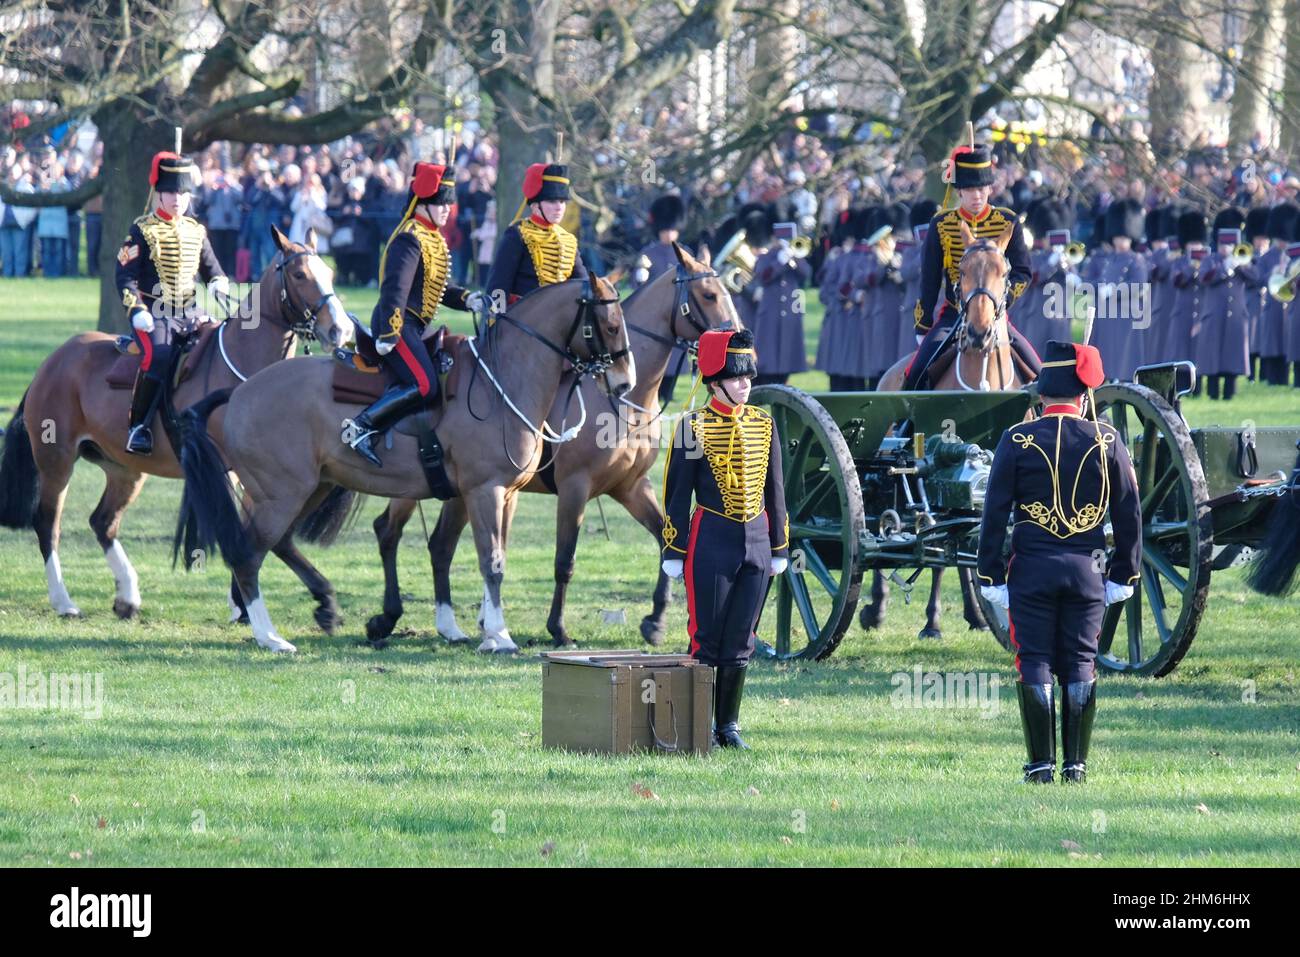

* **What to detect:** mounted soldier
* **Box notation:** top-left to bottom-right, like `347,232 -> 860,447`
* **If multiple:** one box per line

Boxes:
903,143 -> 1038,390
483,161 -> 589,309
116,152 -> 229,455
343,161 -> 484,466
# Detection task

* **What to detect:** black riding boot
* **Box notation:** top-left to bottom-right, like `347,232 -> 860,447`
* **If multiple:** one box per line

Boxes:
713,664 -> 750,750
125,373 -> 164,455
1016,681 -> 1056,783
1060,679 -> 1097,783
343,385 -> 426,467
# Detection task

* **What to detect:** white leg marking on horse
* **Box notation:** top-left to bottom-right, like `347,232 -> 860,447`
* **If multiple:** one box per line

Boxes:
227,589 -> 244,624
246,597 -> 296,654
45,553 -> 80,617
104,541 -> 141,608
436,602 -> 470,643
478,590 -> 516,654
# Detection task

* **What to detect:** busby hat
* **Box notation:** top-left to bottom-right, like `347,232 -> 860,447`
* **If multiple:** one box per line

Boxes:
1160,205 -> 1184,242
410,162 -> 456,206
1145,206 -> 1165,245
149,152 -> 198,194
1037,200 -> 1071,235
944,144 -> 995,189
649,193 -> 686,233
1266,203 -> 1298,241
909,197 -> 939,229
1039,340 -> 1105,397
739,202 -> 773,247
1177,210 -> 1207,247
854,204 -> 881,242
1212,206 -> 1245,234
868,202 -> 908,243
523,162 -> 570,203
1244,206 -> 1270,243
1106,198 -> 1144,243
698,328 -> 757,383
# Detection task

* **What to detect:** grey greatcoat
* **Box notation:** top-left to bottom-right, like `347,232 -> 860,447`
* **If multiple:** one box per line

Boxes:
630,240 -> 689,290
1194,253 -> 1257,377
1012,246 -> 1072,355
1091,250 -> 1150,381
1145,246 -> 1176,364
751,246 -> 810,376
815,248 -> 865,377
866,251 -> 909,378
1164,253 -> 1204,364
1254,246 -> 1287,361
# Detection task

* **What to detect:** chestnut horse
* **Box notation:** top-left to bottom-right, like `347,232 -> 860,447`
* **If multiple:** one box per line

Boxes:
172,276 -> 635,654
0,226 -> 351,625
363,244 -> 739,649
867,220 -> 1032,638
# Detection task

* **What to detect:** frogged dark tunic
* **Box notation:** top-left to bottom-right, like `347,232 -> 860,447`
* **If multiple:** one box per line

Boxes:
483,218 -> 588,306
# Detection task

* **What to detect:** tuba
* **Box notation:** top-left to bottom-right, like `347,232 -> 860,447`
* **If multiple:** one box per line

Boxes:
716,229 -> 757,293
1268,257 -> 1300,303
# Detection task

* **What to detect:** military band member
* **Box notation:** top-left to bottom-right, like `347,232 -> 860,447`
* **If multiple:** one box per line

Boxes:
660,329 -> 788,749
1283,217 -> 1300,387
483,162 -> 588,309
115,152 -> 228,455
749,205 -> 810,385
977,341 -> 1142,783
1244,206 -> 1272,381
1162,210 -> 1208,364
1011,199 -> 1074,355
1091,198 -> 1150,381
1195,209 -> 1257,401
814,206 -> 863,392
633,193 -> 691,288
343,162 -> 483,466
865,202 -> 911,389
1144,205 -> 1179,365
1254,205 -> 1296,385
904,144 -> 1037,389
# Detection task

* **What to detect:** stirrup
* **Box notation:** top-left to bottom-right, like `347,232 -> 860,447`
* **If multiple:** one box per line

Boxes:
340,417 -> 372,447
125,424 -> 153,455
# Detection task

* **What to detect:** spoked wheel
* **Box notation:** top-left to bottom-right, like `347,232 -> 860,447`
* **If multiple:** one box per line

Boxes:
750,385 -> 865,660
1091,382 -> 1213,677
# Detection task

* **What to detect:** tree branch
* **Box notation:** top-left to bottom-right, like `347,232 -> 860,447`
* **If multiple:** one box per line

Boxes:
0,174 -> 104,208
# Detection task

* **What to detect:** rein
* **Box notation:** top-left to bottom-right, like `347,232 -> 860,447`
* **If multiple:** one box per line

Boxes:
954,241 -> 1012,392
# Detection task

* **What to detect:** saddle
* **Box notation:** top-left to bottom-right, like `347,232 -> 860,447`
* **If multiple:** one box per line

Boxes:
105,322 -> 219,390
331,324 -> 468,409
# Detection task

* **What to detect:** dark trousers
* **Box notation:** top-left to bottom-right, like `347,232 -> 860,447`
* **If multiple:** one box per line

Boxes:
134,319 -> 177,379
380,323 -> 438,398
1204,374 -> 1238,400
39,237 -> 67,277
67,213 -> 81,275
903,312 -> 1041,390
1007,550 -> 1105,685
210,229 -> 239,276
684,510 -> 770,668
85,213 -> 102,276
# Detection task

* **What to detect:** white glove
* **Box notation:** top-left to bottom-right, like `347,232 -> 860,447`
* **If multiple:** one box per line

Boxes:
208,276 -> 230,299
776,245 -> 792,266
1104,580 -> 1135,606
980,584 -> 1009,609
661,559 -> 684,580
916,333 -> 926,345
769,556 -> 788,576
375,337 -> 396,356
131,308 -> 154,334
633,268 -> 650,285
465,291 -> 485,312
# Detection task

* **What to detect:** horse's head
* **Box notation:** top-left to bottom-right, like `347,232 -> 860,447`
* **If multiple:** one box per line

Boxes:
577,274 -> 636,399
671,241 -> 743,340
269,225 -> 353,352
957,219 -> 1013,351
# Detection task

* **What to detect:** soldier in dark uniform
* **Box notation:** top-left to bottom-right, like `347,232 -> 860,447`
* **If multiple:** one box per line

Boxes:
814,205 -> 861,391
1145,205 -> 1178,365
977,341 -> 1142,782
483,162 -> 588,309
116,152 -> 228,455
1243,206 -> 1272,381
1093,198 -> 1150,381
342,162 -> 483,466
904,144 -> 1037,389
660,329 -> 788,749
1012,199 -> 1075,355
866,202 -> 911,388
1195,209 -> 1257,401
899,198 -> 937,362
632,193 -> 690,288
1263,205 -> 1300,385
1163,210 -> 1208,365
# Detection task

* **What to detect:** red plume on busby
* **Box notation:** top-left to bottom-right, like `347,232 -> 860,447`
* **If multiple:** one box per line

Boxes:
1073,343 -> 1105,389
523,162 -> 570,203
698,328 -> 758,383
149,152 -> 198,192
1039,339 -> 1105,396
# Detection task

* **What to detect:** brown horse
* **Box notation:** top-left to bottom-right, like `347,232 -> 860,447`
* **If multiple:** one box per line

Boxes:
0,226 -> 351,625
172,275 -> 635,654
867,220 -> 1031,638
362,244 -> 739,649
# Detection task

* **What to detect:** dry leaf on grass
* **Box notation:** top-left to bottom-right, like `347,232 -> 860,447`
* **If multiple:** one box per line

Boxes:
780,836 -> 793,845
631,783 -> 660,800
1195,803 -> 1211,815
1061,839 -> 1082,851
96,817 -> 107,829
540,841 -> 555,857
69,794 -> 80,807
830,799 -> 842,812
746,785 -> 760,797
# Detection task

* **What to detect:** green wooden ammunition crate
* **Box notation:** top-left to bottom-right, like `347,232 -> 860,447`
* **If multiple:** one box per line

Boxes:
540,651 -> 714,755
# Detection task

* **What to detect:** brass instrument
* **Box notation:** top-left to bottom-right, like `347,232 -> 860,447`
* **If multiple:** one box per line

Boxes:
716,229 -> 757,293
1229,242 -> 1254,271
1268,257 -> 1300,303
1063,242 -> 1087,266
790,235 -> 813,258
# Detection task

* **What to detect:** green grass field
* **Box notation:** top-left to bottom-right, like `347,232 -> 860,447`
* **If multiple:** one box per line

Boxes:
1,277 -> 1297,866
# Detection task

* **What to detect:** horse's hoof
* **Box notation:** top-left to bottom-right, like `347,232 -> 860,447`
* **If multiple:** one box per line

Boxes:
859,604 -> 884,630
112,599 -> 140,620
365,614 -> 394,643
57,607 -> 82,619
442,633 -> 471,646
257,633 -> 297,654
917,627 -> 942,640
967,622 -> 990,633
236,614 -> 250,626
315,602 -> 342,635
551,636 -> 578,649
640,617 -> 664,646
364,636 -> 389,651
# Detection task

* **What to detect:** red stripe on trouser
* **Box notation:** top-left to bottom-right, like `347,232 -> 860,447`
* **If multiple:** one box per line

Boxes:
139,333 -> 154,372
395,337 -> 431,396
1006,552 -> 1022,677
684,510 -> 703,658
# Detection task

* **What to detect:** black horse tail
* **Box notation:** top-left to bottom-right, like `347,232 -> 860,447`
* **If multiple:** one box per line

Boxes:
172,388 -> 253,571
1245,450 -> 1300,597
0,392 -> 39,530
296,485 -> 363,547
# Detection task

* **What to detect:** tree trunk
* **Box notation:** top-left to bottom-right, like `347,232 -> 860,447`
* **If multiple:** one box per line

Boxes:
1228,0 -> 1279,151
93,102 -> 175,333
1281,0 -> 1300,155
1149,0 -> 1208,160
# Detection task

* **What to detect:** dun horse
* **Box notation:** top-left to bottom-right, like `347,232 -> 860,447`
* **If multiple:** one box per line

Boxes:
173,276 -> 635,654
868,220 -> 1034,638
363,245 -> 738,649
0,227 -> 351,625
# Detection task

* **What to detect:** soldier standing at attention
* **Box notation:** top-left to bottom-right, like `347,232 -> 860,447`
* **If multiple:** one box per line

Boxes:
866,201 -> 910,389
750,206 -> 810,386
634,193 -> 693,404
903,143 -> 1038,389
1163,210 -> 1208,364
977,341 -> 1142,783
1092,198 -> 1150,381
814,206 -> 861,392
660,329 -> 788,750
1195,209 -> 1257,401
116,152 -> 229,455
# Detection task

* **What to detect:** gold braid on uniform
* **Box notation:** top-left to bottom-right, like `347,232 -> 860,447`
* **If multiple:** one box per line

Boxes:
691,405 -> 773,522
1009,406 -> 1114,538
936,207 -> 1028,302
137,213 -> 206,313
404,218 -> 452,325
519,219 -> 578,285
